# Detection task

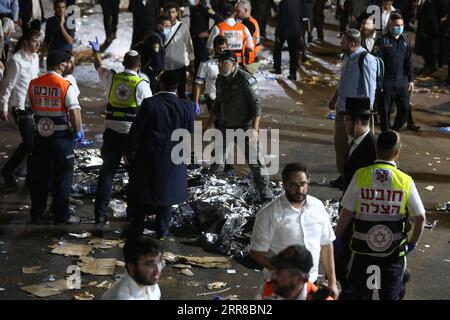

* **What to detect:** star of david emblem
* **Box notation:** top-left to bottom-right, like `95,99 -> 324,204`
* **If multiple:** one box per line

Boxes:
115,84 -> 131,101
367,225 -> 393,252
375,169 -> 389,184
372,231 -> 387,246
37,118 -> 55,137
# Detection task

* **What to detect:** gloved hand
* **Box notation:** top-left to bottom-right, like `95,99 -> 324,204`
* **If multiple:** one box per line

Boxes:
194,102 -> 201,116
89,37 -> 100,53
73,127 -> 84,143
405,243 -> 416,255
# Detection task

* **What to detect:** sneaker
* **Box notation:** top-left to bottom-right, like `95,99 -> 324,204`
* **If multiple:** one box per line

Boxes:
65,215 -> 81,225
329,176 -> 343,189
407,124 -> 421,131
287,74 -> 297,81
269,68 -> 282,75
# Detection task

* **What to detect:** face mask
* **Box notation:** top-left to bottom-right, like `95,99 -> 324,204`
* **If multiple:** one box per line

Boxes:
391,26 -> 404,36
219,69 -> 232,77
162,28 -> 171,38
189,0 -> 197,6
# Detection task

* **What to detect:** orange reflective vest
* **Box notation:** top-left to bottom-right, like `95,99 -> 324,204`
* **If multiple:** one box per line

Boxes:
261,280 -> 334,300
28,73 -> 71,137
244,16 -> 260,64
218,21 -> 247,64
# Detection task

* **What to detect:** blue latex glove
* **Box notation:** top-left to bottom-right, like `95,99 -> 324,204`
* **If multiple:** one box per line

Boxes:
89,37 -> 100,53
73,127 -> 84,143
194,102 -> 201,116
405,243 -> 416,255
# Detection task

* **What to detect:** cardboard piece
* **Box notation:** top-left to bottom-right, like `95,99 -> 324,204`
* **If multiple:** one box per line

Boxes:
51,243 -> 92,257
19,279 -> 69,297
77,256 -> 116,276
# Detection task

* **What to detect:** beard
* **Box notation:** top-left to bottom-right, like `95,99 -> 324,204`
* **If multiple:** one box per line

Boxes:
133,271 -> 158,286
362,28 -> 376,37
285,191 -> 307,204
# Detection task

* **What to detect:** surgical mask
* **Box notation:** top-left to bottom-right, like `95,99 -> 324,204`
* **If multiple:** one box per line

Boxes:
391,26 -> 404,36
219,69 -> 232,77
189,0 -> 197,6
162,28 -> 171,38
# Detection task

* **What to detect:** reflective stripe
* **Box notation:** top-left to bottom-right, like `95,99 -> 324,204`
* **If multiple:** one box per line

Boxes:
35,111 -> 68,116
106,111 -> 136,118
357,213 -> 404,222
54,125 -> 69,131
353,231 -> 403,242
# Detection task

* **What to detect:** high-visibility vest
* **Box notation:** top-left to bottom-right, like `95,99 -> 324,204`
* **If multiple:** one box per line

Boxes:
218,21 -> 247,64
28,73 -> 71,137
261,280 -> 334,300
351,162 -> 412,257
106,72 -> 143,124
244,16 -> 260,64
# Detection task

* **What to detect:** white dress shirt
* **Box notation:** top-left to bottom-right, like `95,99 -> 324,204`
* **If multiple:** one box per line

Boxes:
195,57 -> 219,100
348,129 -> 370,159
382,7 -> 396,32
101,273 -> 161,300
163,20 -> 195,71
341,160 -> 426,218
31,0 -> 42,20
64,74 -> 80,98
98,67 -> 152,134
250,194 -> 336,283
206,18 -> 254,51
0,49 -> 39,112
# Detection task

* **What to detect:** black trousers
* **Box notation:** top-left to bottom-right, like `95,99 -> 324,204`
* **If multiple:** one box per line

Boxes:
380,81 -> 410,132
1,108 -> 34,183
94,128 -> 129,220
349,253 -> 406,300
100,0 -> 120,38
339,13 -> 349,35
273,37 -> 300,77
127,203 -> 172,239
174,66 -> 187,99
313,16 -> 324,40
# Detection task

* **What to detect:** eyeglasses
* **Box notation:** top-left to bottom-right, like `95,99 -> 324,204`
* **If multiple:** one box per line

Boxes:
144,259 -> 166,270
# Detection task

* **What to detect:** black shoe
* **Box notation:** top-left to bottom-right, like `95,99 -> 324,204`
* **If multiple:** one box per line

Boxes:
287,74 -> 297,81
69,196 -> 84,206
95,215 -> 109,225
329,176 -> 343,189
14,167 -> 27,178
407,124 -> 421,131
1,169 -> 18,192
29,216 -> 41,225
269,68 -> 281,75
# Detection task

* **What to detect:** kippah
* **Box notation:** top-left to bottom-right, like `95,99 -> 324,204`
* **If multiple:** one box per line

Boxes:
125,50 -> 139,57
377,130 -> 399,150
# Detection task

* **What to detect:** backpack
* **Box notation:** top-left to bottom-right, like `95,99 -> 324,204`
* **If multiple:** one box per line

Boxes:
358,50 -> 385,91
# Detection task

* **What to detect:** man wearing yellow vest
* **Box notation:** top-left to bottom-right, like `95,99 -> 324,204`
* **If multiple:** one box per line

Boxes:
89,38 -> 152,225
234,0 -> 260,74
206,4 -> 254,66
27,51 -> 83,224
257,245 -> 334,300
335,130 -> 426,300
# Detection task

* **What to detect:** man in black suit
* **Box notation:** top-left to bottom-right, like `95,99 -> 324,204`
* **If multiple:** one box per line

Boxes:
335,96 -> 377,300
129,0 -> 161,48
18,0 -> 45,32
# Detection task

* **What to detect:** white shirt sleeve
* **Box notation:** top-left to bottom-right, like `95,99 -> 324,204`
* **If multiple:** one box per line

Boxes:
206,26 -> 219,50
244,26 -> 254,50
320,204 -> 336,245
250,209 -> 275,252
195,61 -> 207,84
65,85 -> 81,110
0,57 -> 20,112
341,175 -> 359,211
183,24 -> 195,61
407,181 -> 426,218
136,80 -> 152,106
98,67 -> 114,92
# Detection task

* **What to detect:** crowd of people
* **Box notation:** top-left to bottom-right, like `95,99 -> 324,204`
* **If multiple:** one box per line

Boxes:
0,0 -> 447,300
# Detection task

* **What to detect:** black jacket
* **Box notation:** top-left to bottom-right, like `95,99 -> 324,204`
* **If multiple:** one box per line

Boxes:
343,131 -> 377,192
275,0 -> 304,40
19,0 -> 45,25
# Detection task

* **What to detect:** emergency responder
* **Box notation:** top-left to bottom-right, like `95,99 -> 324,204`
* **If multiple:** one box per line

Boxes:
335,130 -> 426,300
88,38 -> 152,225
204,50 -> 273,203
134,15 -> 172,93
234,0 -> 261,74
206,4 -> 254,66
258,245 -> 334,300
27,50 -> 83,224
373,12 -> 416,132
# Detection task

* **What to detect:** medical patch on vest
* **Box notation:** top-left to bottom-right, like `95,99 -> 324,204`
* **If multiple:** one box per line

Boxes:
153,43 -> 160,53
223,30 -> 244,50
37,117 -> 55,137
367,224 -> 393,252
115,84 -> 132,101
375,169 -> 390,184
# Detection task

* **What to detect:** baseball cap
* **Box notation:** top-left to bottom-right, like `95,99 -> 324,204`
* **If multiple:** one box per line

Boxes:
217,50 -> 237,63
267,245 -> 313,273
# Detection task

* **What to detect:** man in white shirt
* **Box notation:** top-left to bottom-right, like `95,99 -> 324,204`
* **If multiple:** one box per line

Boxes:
381,0 -> 396,33
102,237 -> 163,300
250,162 -> 339,298
88,38 -> 152,225
0,29 -> 40,191
164,2 -> 195,99
63,55 -> 79,98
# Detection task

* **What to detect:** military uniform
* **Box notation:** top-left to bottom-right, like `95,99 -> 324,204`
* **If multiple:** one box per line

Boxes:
373,33 -> 414,132
212,67 -> 273,201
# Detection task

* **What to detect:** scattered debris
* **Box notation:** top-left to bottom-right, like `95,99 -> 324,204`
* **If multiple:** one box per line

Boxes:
22,266 -> 45,274
19,280 -> 69,298
163,252 -> 231,269
77,256 -> 116,276
115,261 -> 125,268
51,242 -> 92,257
88,238 -> 123,250
227,269 -> 236,274
207,282 -> 227,290
172,264 -> 192,269
196,287 -> 231,297
109,199 -> 127,218
444,260 -> 450,263
180,269 -> 194,277
143,228 -> 156,236
425,220 -> 439,230
425,186 -> 435,191
0,288 -> 5,292
185,281 -> 201,287
43,275 -> 56,282
425,245 -> 431,248
73,291 -> 95,300
68,232 -> 92,239
224,295 -> 239,300
95,280 -> 114,289
436,202 -> 450,212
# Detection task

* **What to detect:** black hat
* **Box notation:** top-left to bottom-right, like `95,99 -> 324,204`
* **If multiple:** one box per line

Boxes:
377,130 -> 399,150
222,4 -> 234,16
267,245 -> 313,273
47,50 -> 72,68
339,97 -> 377,116
218,50 -> 237,63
